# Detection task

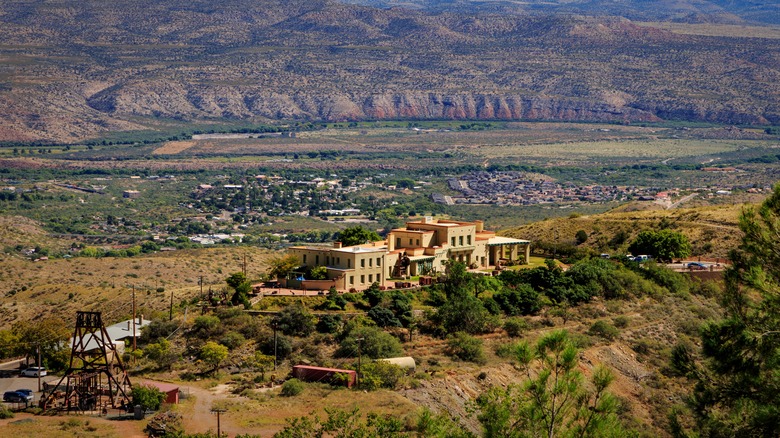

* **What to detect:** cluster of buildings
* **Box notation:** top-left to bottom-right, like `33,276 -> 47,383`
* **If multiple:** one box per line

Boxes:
439,171 -> 661,205
285,217 -> 530,291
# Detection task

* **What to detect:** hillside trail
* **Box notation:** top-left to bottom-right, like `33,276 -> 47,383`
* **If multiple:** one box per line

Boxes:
179,383 -> 236,435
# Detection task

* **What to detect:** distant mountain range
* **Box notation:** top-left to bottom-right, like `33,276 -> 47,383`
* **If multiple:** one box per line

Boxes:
344,0 -> 780,25
0,0 -> 778,142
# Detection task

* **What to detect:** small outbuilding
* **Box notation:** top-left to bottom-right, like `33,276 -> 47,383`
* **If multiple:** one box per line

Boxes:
292,365 -> 357,388
376,356 -> 416,373
138,380 -> 179,404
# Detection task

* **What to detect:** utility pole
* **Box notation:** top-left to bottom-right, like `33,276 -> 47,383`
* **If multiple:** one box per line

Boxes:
243,253 -> 247,276
169,289 -> 174,321
356,337 -> 364,388
211,408 -> 226,437
36,344 -> 41,392
199,276 -> 204,302
132,285 -> 137,352
271,321 -> 278,370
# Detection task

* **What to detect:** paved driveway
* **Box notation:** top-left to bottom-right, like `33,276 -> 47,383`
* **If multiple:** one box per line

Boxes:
0,374 -> 60,406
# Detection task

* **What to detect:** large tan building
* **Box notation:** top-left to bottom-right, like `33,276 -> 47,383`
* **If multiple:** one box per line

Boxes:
286,217 -> 530,291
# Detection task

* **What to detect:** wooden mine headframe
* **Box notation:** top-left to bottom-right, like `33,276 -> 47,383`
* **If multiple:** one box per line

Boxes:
42,311 -> 132,412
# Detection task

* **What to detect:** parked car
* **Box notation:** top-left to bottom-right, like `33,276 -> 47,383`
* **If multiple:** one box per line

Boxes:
20,367 -> 46,377
15,389 -> 33,401
687,262 -> 708,270
3,391 -> 28,403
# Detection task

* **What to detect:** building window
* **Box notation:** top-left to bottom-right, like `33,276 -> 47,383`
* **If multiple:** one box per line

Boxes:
303,254 -> 307,263
326,256 -> 329,265
451,237 -> 456,246
459,236 -> 463,246
369,258 -> 373,267
361,275 -> 365,283
361,259 -> 365,268
396,237 -> 401,247
348,259 -> 351,268
467,235 -> 471,245
316,255 -> 319,265
409,238 -> 413,245
369,274 -> 373,282
377,257 -> 381,266
350,276 -> 354,285
337,257 -> 340,265
416,239 -> 420,246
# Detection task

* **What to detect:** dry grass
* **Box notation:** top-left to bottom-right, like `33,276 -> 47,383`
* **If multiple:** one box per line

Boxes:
502,202 -> 750,258
0,245 -> 274,330
153,141 -> 198,155
0,415 -> 125,438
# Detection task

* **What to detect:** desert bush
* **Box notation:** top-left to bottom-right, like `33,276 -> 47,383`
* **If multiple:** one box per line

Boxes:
140,319 -> 179,344
0,405 -> 13,419
191,315 -> 222,339
446,332 -> 486,364
588,320 -> 620,341
503,317 -> 529,337
612,316 -> 630,328
359,361 -> 404,390
280,379 -> 304,397
337,326 -> 402,359
258,334 -> 292,361
219,331 -> 246,350
273,303 -> 316,337
316,314 -> 343,334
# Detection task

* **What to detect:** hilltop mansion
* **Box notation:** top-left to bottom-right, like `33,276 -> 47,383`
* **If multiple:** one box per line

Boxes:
286,217 -> 530,291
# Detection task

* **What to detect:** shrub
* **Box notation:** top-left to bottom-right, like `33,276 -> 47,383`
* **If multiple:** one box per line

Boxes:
588,320 -> 620,341
273,303 -> 316,337
258,334 -> 293,361
612,316 -> 630,328
446,332 -> 486,364
337,326 -> 402,359
316,314 -> 343,334
0,405 -> 13,419
359,361 -> 404,390
191,315 -> 222,339
503,317 -> 529,337
368,306 -> 401,327
494,284 -> 541,316
132,385 -> 166,411
219,331 -> 247,350
280,379 -> 304,397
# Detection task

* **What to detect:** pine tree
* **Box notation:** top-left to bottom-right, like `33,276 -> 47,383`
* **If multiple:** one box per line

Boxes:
672,185 -> 780,437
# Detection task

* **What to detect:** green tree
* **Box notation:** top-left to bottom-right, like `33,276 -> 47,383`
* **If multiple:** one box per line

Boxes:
337,326 -> 402,359
628,229 -> 691,262
575,229 -> 588,245
248,352 -> 275,380
0,330 -> 19,358
273,303 -> 316,337
671,185 -> 780,436
12,317 -> 70,370
200,341 -> 228,372
143,338 -> 179,370
308,266 -> 328,280
226,272 -> 252,308
493,283 -> 541,316
132,384 -> 166,411
268,254 -> 300,279
336,226 -> 381,247
476,330 -> 633,438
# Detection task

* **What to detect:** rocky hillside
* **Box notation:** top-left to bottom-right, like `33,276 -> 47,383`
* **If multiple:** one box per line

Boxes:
1,0 -> 779,142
